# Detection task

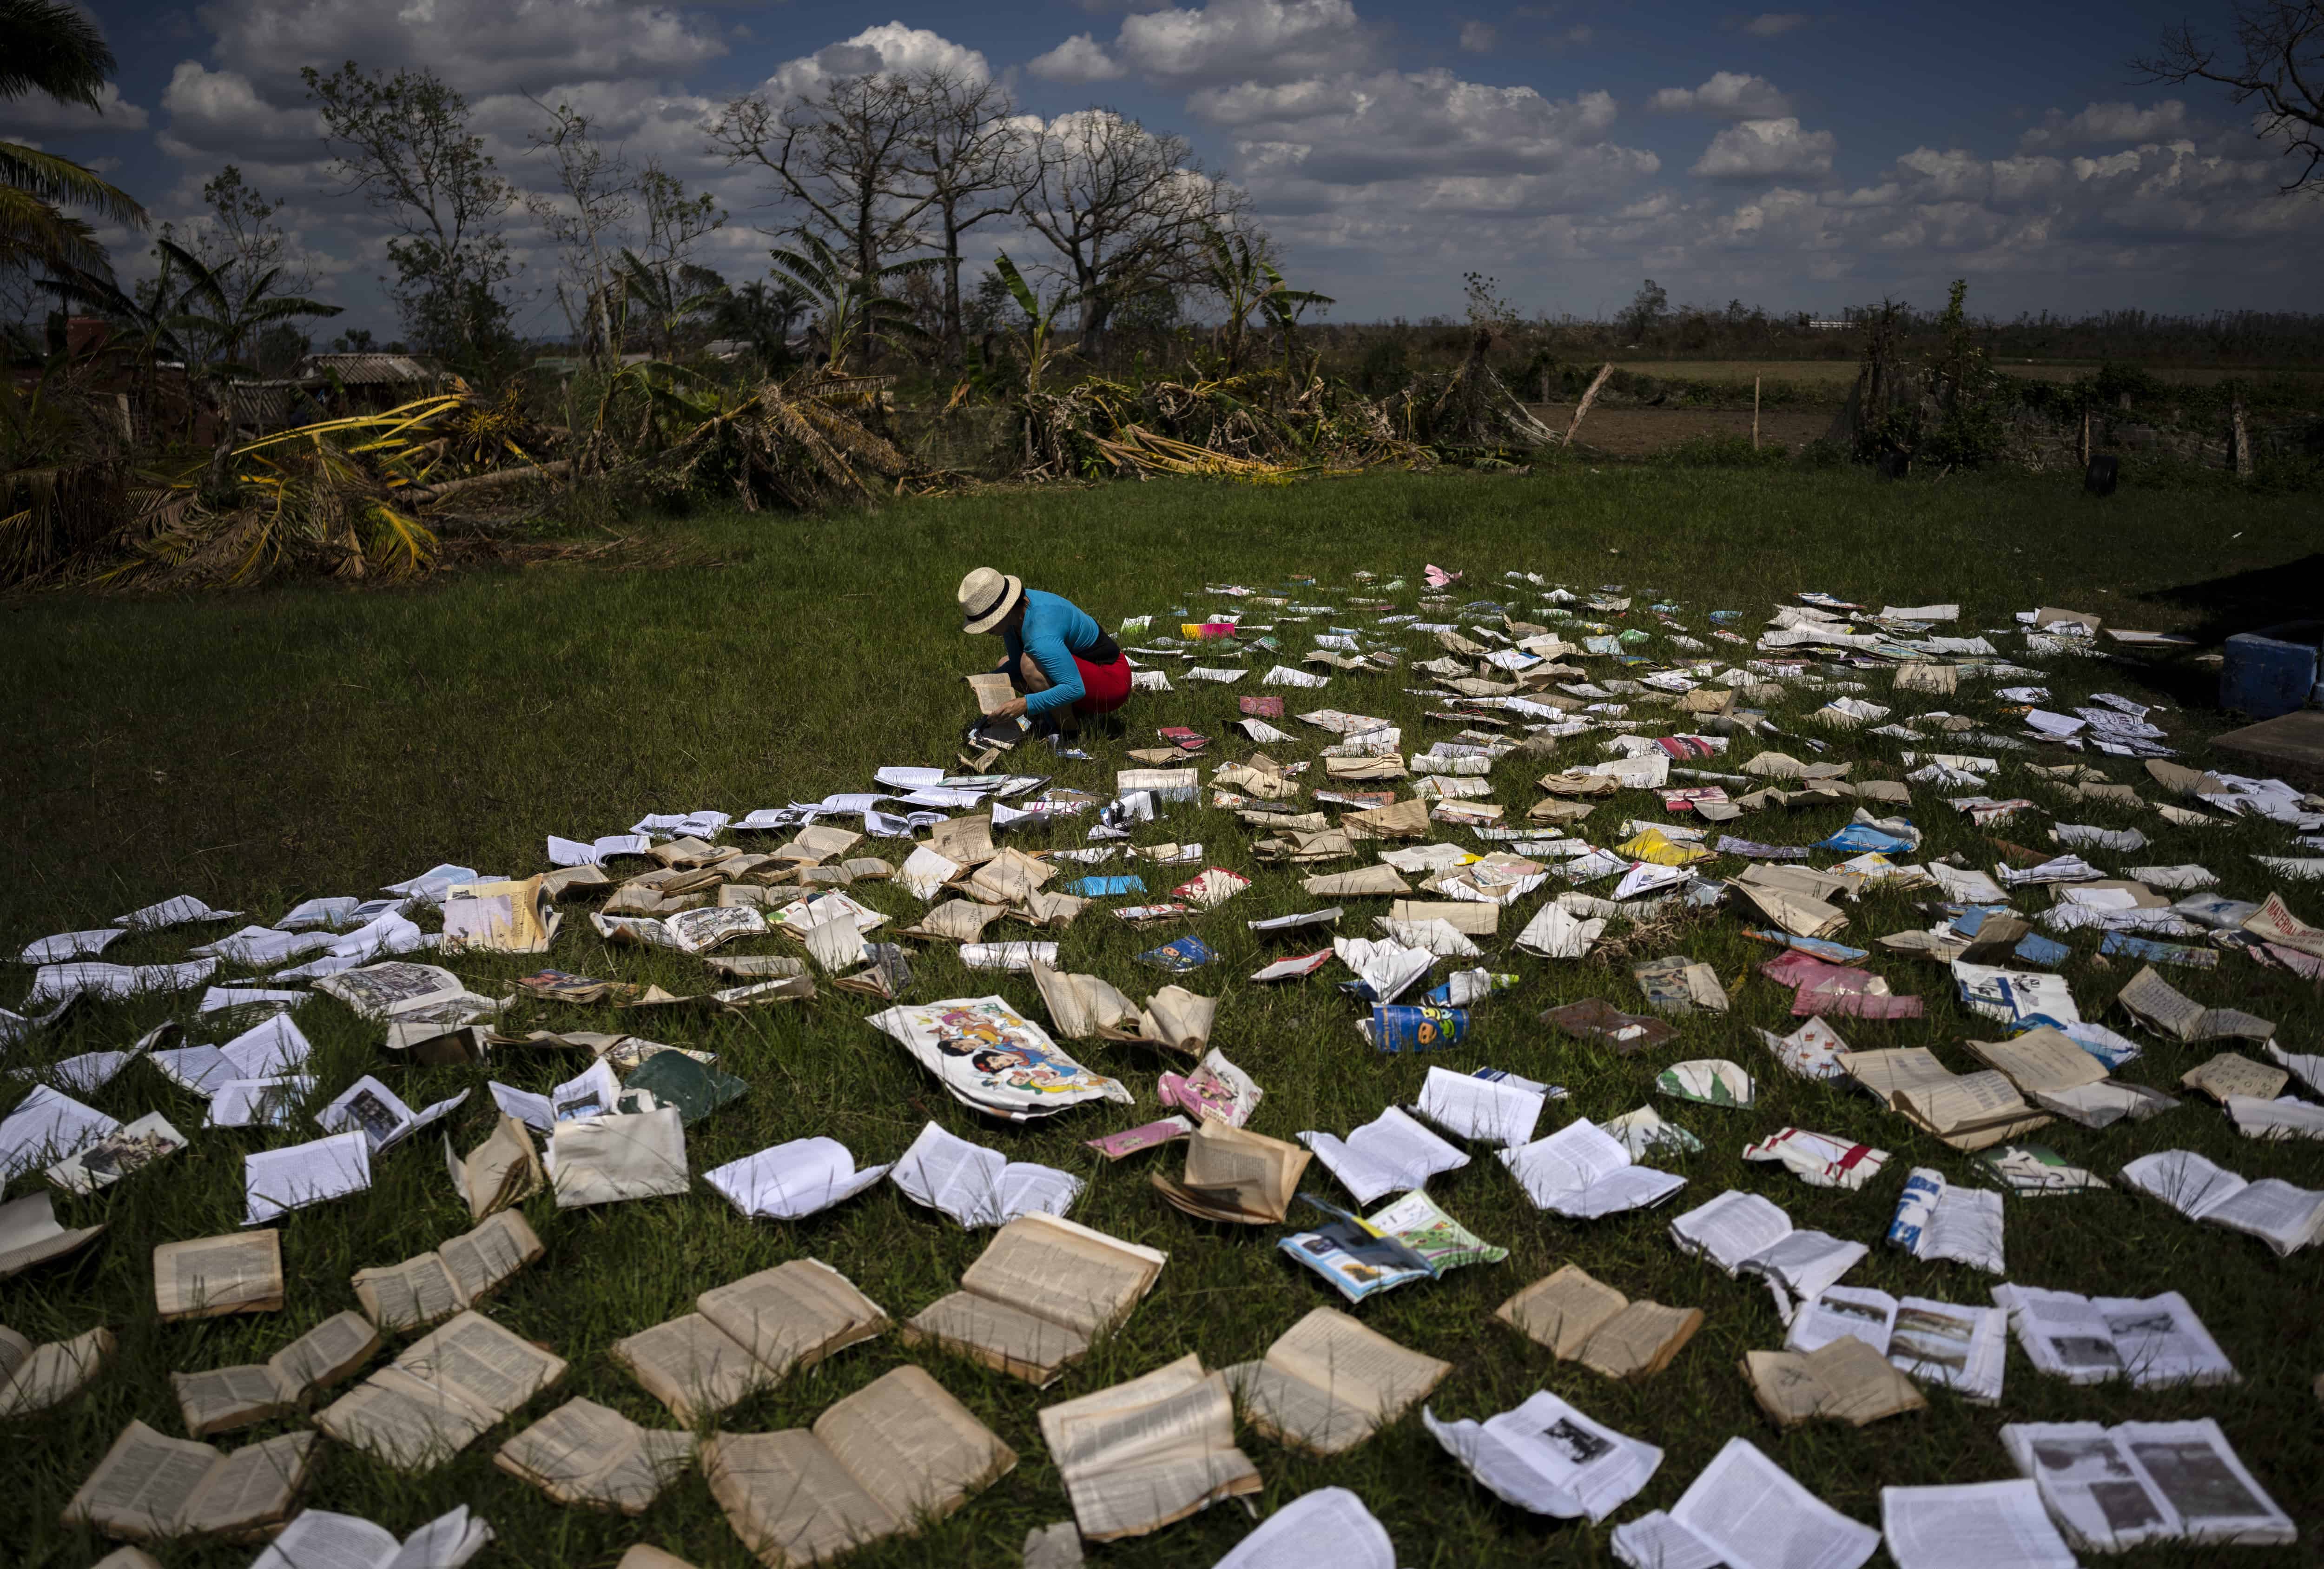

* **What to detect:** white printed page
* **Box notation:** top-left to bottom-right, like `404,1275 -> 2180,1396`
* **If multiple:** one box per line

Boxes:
1879,1480 -> 2078,1569
891,1123 -> 1008,1227
1212,1488 -> 1394,1569
1786,1287 -> 1897,1355
1416,1067 -> 1545,1146
1670,1437 -> 1881,1569
1669,1191 -> 1792,1272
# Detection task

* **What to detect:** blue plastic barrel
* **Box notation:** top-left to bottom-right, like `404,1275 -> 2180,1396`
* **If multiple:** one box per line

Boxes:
2220,620 -> 2322,719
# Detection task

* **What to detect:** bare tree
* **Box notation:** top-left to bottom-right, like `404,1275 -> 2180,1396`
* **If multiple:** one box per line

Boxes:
897,69 -> 1028,368
708,73 -> 931,368
525,98 -> 632,365
2136,2 -> 2324,193
636,160 -> 725,291
1018,109 -> 1247,360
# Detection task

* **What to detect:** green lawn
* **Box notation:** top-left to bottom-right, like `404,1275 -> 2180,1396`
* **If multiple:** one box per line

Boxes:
4,467 -> 2323,1568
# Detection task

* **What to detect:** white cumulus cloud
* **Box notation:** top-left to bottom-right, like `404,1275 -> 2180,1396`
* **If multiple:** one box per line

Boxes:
1692,117 -> 1836,179
1027,33 -> 1126,83
2019,100 -> 2190,149
766,23 -> 990,101
1743,12 -> 1808,36
1648,72 -> 1793,118
1051,0 -> 1376,88
6,80 -> 149,133
1459,20 -> 1497,53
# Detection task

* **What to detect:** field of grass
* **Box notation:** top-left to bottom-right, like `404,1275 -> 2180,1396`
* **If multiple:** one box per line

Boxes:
5,467 -> 2324,1569
1611,358 -> 2324,388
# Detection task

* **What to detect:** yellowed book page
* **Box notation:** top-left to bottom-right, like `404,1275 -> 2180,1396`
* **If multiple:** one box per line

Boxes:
613,1312 -> 767,1424
1265,1307 -> 1450,1422
0,1324 -> 113,1418
153,1231 -> 282,1321
1743,1349 -> 1831,1428
65,1420 -> 219,1541
1900,1070 -> 2035,1136
704,1430 -> 898,1569
959,1214 -> 1164,1341
458,1114 -> 543,1221
1225,1359 -> 1373,1455
812,1364 -> 1017,1526
170,1363 -> 292,1438
1495,1266 -> 1630,1360
352,1251 -> 463,1334
2182,1053 -> 2291,1103
496,1398 -> 687,1514
315,1366 -> 494,1471
696,1258 -> 887,1379
1803,1335 -> 1927,1426
265,1311 -> 381,1398
965,672 -> 1016,716
1575,1302 -> 1703,1381
965,848 -> 1055,906
1182,1121 -> 1308,1223
1031,964 -> 1140,1039
905,1291 -> 1086,1384
1837,1047 -> 1955,1104
397,1310 -> 566,1424
927,815 -> 996,867
1139,988 -> 1216,1054
176,1430 -> 319,1537
439,1211 -> 545,1308
1037,1361 -> 1254,1540
616,1546 -> 698,1569
1968,1029 -> 2109,1093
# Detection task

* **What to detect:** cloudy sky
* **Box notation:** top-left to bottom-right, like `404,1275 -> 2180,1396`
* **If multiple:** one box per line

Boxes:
22,0 -> 2319,337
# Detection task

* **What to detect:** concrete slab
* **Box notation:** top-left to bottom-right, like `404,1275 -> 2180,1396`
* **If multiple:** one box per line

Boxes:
2212,709 -> 2324,788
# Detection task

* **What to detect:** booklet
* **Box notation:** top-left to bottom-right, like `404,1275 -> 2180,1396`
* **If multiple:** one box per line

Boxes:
1884,1168 -> 2005,1273
867,996 -> 1133,1122
1423,1389 -> 1661,1522
350,1212 -> 544,1334
168,1311 -> 379,1437
1278,1191 -> 1506,1304
65,1421 -> 320,1543
1225,1307 -> 1450,1455
1499,1118 -> 1687,1219
704,1137 -> 889,1221
1300,1107 -> 1470,1205
0,1321 -> 113,1419
1668,1191 -> 1867,1312
1153,1121 -> 1311,1225
891,1121 -> 1081,1228
1991,1285 -> 2236,1389
612,1259 -> 888,1423
317,1311 -> 567,1471
1745,1333 -> 1927,1429
2000,1417 -> 2297,1549
2120,1149 -> 2324,1255
1414,1065 -> 1549,1146
1881,1479 -> 2078,1569
1778,1284 -> 2007,1402
1497,1265 -> 1702,1381
495,1399 -> 693,1515
1037,1355 -> 1260,1539
1611,1437 -> 1879,1569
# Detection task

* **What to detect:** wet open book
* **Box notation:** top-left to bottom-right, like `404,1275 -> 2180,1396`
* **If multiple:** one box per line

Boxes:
903,1212 -> 1165,1385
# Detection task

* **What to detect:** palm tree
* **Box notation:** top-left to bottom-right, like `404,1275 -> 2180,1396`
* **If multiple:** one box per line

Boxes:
767,232 -> 935,375
0,0 -> 146,276
613,249 -> 725,360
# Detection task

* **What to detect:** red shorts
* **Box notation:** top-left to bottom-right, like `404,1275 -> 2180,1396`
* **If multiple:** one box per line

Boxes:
1071,655 -> 1132,715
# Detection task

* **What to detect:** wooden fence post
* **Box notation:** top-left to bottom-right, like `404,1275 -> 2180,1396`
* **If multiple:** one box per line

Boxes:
1752,376 -> 1761,451
2231,397 -> 2253,478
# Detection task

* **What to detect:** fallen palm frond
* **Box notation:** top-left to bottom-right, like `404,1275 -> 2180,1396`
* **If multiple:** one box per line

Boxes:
654,374 -> 921,511
1389,328 -> 1561,455
86,391 -> 544,589
1017,368 -> 1435,485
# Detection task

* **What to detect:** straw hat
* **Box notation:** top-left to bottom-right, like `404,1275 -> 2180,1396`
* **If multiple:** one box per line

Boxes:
958,567 -> 1023,633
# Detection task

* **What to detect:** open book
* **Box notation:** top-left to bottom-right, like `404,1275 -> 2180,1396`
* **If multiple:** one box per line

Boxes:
0,1321 -> 112,1417
2115,965 -> 2275,1043
171,1310 -> 379,1437
1779,1285 -> 2006,1402
613,1259 -> 887,1423
1964,1028 -> 2169,1127
155,1230 -> 283,1321
317,1076 -> 469,1156
1883,1167 -> 2005,1274
1880,1479 -> 2077,1569
250,1506 -> 493,1569
703,1364 -> 1016,1568
1213,1488 -> 1394,1569
2120,1149 -> 2324,1255
904,1213 -> 1166,1386
1279,1191 -> 1506,1304
2001,1417 -> 2296,1550
549,1107 -> 690,1208
1039,1355 -> 1261,1539
891,1120 -> 1081,1228
1497,1265 -> 1702,1381
445,1114 -> 543,1221
1151,1120 -> 1310,1224
315,1311 -> 567,1472
1745,1333 -> 1926,1428
1225,1307 -> 1449,1454
1299,1106 -> 1469,1205
64,1420 -> 320,1542
705,1137 -> 890,1221
0,1190 -> 104,1278
1838,1047 -> 2049,1150
1992,1285 -> 2235,1388
495,1398 -> 695,1514
1610,1437 -> 1879,1569
351,1211 -> 544,1332
1669,1191 -> 1867,1311
1499,1117 -> 1687,1218
243,1131 -> 373,1225
1424,1389 -> 1661,1522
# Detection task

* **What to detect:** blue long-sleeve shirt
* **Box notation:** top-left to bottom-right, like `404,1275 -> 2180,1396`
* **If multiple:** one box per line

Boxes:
997,589 -> 1108,717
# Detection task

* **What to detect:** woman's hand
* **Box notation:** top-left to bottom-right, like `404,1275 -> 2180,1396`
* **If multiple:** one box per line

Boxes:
996,697 -> 1029,720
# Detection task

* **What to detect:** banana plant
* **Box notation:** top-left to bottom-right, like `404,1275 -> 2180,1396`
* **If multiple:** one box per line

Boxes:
990,252 -> 1077,397
766,233 -> 934,375
1201,228 -> 1331,376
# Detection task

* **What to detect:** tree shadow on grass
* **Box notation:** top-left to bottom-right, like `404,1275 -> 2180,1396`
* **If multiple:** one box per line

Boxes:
2136,553 -> 2324,646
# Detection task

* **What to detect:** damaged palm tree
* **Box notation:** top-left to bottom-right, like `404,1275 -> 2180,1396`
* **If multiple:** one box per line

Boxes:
1021,367 -> 1433,484
656,373 -> 919,511
1399,325 -> 1560,456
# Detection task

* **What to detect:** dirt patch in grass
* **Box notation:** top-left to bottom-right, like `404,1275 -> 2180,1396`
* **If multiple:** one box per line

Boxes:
1524,402 -> 1835,456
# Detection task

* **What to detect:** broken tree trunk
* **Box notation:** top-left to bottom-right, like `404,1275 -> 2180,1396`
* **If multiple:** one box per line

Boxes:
1562,364 -> 1614,449
405,460 -> 574,505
